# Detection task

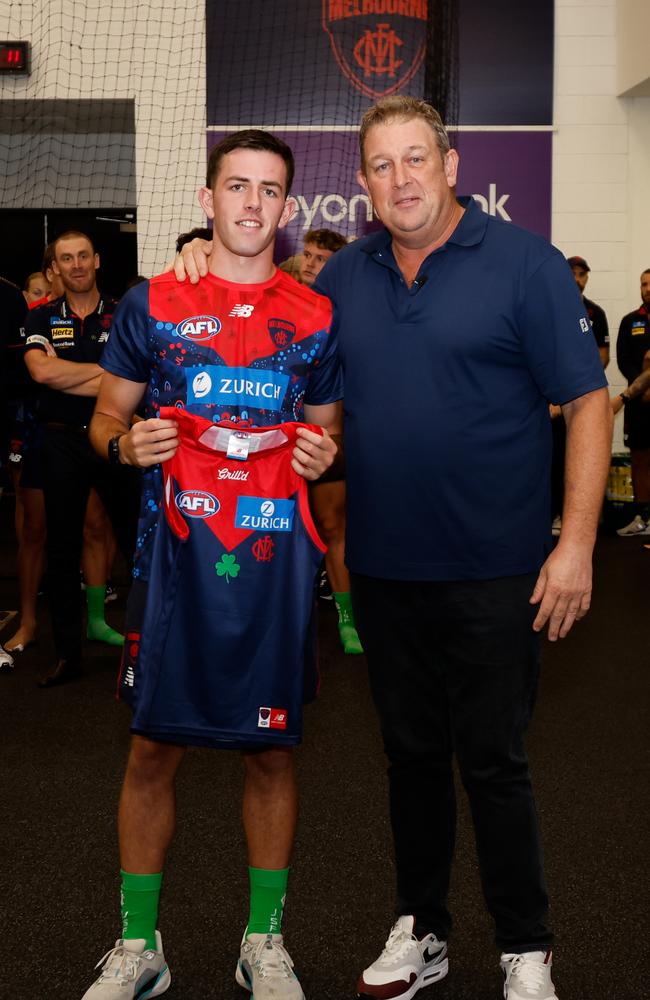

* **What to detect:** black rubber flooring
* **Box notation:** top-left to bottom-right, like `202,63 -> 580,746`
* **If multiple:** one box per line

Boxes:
0,495 -> 648,1000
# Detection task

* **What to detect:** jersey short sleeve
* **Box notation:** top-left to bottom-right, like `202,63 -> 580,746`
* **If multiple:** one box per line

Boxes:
518,252 -> 607,405
100,279 -> 152,383
302,290 -> 343,407
23,301 -> 54,354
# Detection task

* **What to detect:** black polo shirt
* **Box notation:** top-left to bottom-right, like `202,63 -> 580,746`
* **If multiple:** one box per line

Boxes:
616,305 -> 650,383
583,295 -> 609,350
24,293 -> 117,426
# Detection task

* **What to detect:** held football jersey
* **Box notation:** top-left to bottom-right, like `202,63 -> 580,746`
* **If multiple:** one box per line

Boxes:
125,408 -> 326,749
100,269 -> 341,581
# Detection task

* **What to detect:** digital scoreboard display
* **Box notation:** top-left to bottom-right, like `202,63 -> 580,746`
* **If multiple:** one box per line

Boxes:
0,42 -> 30,73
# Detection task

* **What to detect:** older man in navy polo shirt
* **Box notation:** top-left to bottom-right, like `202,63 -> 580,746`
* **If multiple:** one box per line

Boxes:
316,98 -> 611,1000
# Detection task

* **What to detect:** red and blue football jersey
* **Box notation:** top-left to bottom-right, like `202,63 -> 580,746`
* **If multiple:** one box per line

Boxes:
124,408 -> 326,748
100,269 -> 341,580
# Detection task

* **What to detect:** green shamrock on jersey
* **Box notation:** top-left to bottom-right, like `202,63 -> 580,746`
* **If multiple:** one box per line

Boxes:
215,553 -> 240,583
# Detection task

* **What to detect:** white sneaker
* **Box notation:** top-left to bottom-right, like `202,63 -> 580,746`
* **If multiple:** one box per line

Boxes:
357,915 -> 448,999
616,514 -> 647,536
236,932 -> 305,1000
81,931 -> 170,999
0,644 -> 14,674
501,950 -> 558,999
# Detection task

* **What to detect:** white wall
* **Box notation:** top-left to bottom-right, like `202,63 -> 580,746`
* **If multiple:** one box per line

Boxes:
617,0 -> 650,96
553,0 -> 650,450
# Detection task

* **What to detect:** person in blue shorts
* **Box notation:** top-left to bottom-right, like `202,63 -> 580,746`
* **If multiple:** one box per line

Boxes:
84,130 -> 341,1000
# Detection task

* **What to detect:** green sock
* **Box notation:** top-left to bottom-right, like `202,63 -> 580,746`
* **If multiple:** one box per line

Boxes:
120,870 -> 162,951
86,585 -> 124,646
247,866 -> 289,936
334,592 -> 364,655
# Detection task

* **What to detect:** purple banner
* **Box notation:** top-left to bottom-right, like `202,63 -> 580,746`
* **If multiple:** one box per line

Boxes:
206,129 -> 552,260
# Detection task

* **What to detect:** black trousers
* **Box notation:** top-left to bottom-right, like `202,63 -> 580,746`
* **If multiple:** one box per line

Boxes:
351,572 -> 552,953
40,427 -> 141,660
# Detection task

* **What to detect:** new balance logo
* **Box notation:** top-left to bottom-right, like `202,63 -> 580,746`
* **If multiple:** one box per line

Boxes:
124,666 -> 135,687
229,304 -> 255,318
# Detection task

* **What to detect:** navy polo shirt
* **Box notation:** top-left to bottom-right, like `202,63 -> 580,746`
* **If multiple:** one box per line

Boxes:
316,197 -> 607,581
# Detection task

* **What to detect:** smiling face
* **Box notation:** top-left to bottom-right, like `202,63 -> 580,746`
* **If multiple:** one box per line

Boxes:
199,148 -> 295,262
357,116 -> 459,251
52,237 -> 99,295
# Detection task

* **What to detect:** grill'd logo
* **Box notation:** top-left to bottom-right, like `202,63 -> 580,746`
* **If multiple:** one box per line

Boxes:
322,0 -> 427,99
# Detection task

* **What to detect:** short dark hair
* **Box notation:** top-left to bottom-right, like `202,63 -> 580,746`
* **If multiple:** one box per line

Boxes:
176,226 -> 213,254
53,230 -> 95,257
206,129 -> 295,195
303,229 -> 347,254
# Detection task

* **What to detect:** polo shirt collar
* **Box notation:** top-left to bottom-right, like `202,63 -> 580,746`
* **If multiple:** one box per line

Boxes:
361,195 -> 488,268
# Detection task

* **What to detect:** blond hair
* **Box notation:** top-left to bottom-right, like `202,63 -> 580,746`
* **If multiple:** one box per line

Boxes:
359,96 -> 450,171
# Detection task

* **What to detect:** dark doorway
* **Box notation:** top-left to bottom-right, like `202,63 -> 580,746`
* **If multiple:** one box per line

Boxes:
0,208 -> 138,299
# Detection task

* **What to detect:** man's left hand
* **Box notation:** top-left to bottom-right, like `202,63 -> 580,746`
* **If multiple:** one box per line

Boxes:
529,543 -> 593,641
292,427 -> 337,480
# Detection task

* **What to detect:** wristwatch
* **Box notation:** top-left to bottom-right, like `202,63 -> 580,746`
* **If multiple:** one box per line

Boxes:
108,434 -> 125,465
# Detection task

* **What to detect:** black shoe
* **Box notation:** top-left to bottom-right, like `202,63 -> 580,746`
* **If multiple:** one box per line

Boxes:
37,657 -> 83,688
319,568 -> 333,601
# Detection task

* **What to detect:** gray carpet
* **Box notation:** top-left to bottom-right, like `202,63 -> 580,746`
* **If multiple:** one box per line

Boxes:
0,496 -> 647,1000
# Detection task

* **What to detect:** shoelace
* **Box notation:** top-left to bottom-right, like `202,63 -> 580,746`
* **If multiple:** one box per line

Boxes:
507,954 -> 547,993
95,945 -> 141,984
379,924 -> 419,962
250,935 -> 295,980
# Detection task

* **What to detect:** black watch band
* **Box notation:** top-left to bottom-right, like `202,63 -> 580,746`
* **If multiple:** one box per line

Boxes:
620,392 -> 630,406
108,434 -> 125,465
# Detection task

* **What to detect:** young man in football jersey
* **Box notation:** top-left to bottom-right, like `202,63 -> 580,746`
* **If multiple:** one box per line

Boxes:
85,130 -> 341,1000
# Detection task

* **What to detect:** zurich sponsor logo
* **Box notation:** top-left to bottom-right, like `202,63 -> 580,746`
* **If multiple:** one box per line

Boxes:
185,365 -> 290,410
235,496 -> 295,532
176,315 -> 221,342
176,489 -> 220,518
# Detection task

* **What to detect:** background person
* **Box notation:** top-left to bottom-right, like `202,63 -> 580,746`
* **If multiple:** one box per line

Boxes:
24,231 -> 140,687
614,268 -> 650,536
298,228 -> 362,654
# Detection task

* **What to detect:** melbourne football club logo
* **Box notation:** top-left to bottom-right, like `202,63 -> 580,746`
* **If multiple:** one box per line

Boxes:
268,318 -> 296,349
176,315 -> 221,342
322,0 -> 427,99
176,489 -> 220,518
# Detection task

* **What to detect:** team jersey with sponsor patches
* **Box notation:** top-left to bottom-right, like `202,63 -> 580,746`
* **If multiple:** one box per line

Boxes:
124,408 -> 325,748
100,269 -> 341,580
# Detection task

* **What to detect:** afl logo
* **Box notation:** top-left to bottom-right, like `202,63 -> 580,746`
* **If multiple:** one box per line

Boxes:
176,490 -> 220,518
176,315 -> 221,342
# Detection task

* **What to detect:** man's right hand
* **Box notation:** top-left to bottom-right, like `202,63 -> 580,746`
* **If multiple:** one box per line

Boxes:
173,238 -> 213,284
119,418 -> 179,468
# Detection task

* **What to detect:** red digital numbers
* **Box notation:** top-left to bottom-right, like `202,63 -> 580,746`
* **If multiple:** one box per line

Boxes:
0,42 -> 30,72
